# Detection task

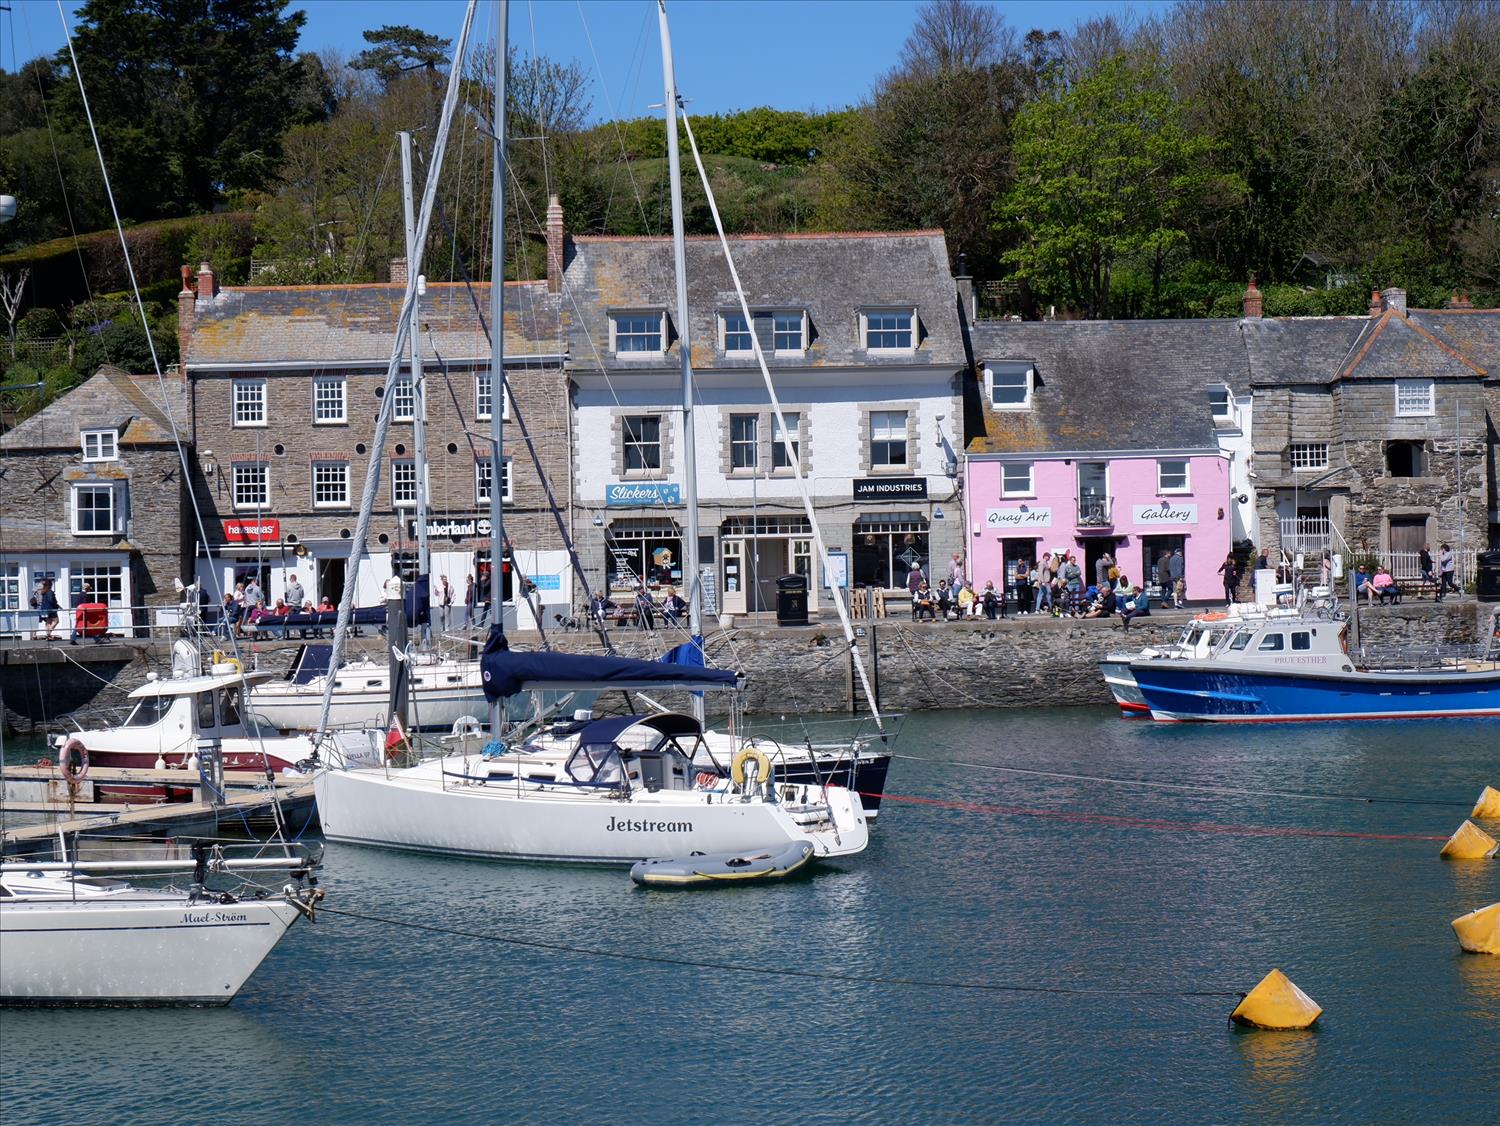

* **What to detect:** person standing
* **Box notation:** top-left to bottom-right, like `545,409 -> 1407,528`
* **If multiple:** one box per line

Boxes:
1168,548 -> 1185,608
1419,543 -> 1436,590
1218,553 -> 1239,606
285,573 -> 305,612
634,584 -> 656,630
948,552 -> 965,589
1032,552 -> 1054,614
436,575 -> 454,633
1094,552 -> 1112,592
907,562 -> 925,597
1437,543 -> 1458,600
30,578 -> 60,640
464,574 -> 477,628
1319,551 -> 1333,590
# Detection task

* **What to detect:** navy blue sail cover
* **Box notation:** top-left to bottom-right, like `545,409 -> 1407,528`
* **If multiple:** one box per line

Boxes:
480,629 -> 738,700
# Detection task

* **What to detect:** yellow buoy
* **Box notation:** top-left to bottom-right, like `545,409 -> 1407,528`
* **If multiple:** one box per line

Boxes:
1230,969 -> 1323,1030
1451,903 -> 1500,955
1440,820 -> 1499,860
1472,786 -> 1500,820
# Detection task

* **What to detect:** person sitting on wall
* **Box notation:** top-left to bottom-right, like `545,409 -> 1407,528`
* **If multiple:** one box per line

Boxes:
589,590 -> 616,629
1353,565 -> 1372,601
1083,584 -> 1116,619
980,580 -> 1002,620
1371,565 -> 1401,604
912,582 -> 937,621
955,581 -> 976,619
935,579 -> 953,620
1120,584 -> 1151,630
634,585 -> 657,630
661,586 -> 688,626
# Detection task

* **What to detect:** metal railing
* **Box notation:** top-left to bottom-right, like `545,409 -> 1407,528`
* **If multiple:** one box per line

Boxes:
1278,516 -> 1332,554
1076,497 -> 1112,527
1381,548 -> 1478,588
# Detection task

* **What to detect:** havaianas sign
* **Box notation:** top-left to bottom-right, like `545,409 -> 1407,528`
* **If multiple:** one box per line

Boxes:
1131,503 -> 1198,525
606,482 -> 681,506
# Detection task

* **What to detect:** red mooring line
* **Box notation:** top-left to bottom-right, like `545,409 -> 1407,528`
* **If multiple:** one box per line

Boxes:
865,792 -> 1449,842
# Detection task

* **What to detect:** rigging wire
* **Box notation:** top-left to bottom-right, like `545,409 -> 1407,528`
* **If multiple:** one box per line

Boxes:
573,0 -> 650,231
316,904 -> 1242,999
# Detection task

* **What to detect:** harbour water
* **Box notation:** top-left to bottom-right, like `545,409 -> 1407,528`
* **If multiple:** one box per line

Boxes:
3,706 -> 1498,1123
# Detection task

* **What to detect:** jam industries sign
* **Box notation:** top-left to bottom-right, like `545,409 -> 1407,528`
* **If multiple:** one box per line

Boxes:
1131,503 -> 1198,525
985,507 -> 1051,529
222,518 -> 280,542
853,477 -> 928,501
606,482 -> 681,506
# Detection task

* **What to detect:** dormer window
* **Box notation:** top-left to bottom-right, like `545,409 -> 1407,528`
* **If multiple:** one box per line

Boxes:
611,311 -> 666,356
1395,379 -> 1434,417
773,311 -> 806,353
81,428 -> 118,462
861,308 -> 916,353
1208,384 -> 1233,422
987,363 -> 1033,410
722,313 -> 752,354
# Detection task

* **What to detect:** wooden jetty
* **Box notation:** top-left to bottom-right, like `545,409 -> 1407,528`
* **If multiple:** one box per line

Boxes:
1,764 -> 317,855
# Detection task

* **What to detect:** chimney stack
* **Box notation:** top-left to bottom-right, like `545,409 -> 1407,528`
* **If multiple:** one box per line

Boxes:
390,257 -> 408,287
1368,288 -> 1383,317
177,265 -> 195,372
196,261 -> 216,304
1446,290 -> 1473,310
1242,274 -> 1263,319
954,251 -> 974,323
1381,286 -> 1407,316
546,194 -> 565,294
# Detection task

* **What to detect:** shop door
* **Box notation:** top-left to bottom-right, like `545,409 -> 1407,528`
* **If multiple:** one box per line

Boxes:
1140,536 -> 1185,597
318,557 -> 346,606
1081,538 -> 1120,588
750,539 -> 789,612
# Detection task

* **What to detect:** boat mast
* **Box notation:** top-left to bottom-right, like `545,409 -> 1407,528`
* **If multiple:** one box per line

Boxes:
487,0 -> 510,740
658,0 -> 704,724
401,132 -> 433,603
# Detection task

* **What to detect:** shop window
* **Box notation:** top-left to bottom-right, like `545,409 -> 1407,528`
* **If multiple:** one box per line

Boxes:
853,515 -> 928,589
1385,440 -> 1424,477
605,518 -> 681,592
69,563 -> 125,606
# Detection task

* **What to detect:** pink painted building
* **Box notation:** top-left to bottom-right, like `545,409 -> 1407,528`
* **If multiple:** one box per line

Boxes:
965,453 -> 1233,600
964,318 -> 1245,604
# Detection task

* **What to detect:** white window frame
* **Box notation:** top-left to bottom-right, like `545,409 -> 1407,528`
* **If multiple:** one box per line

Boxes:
231,463 -> 270,510
80,428 -> 118,462
475,457 -> 512,504
1289,443 -> 1329,471
772,412 -> 801,471
391,459 -> 418,509
1394,379 -> 1434,417
313,376 -> 347,424
988,364 -> 1033,410
772,310 -> 806,354
311,460 -> 351,509
391,375 -> 416,422
729,413 -> 758,471
1157,459 -> 1191,494
232,379 -> 267,428
721,312 -> 753,354
69,562 -> 125,607
1001,461 -> 1034,497
1207,384 -> 1233,422
622,415 -> 663,473
869,410 -> 909,469
610,311 -> 667,357
475,371 -> 510,422
861,308 -> 916,354
71,482 -> 119,535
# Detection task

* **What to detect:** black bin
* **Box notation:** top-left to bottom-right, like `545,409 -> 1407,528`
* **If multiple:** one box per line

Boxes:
776,573 -> 809,626
1476,550 -> 1500,602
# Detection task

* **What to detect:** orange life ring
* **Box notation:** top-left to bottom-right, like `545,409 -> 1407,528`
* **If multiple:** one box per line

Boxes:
1199,612 -> 1229,621
60,739 -> 89,783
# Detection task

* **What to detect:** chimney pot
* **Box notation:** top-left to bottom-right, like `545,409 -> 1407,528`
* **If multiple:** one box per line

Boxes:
390,257 -> 409,286
196,261 -> 216,303
1242,273 -> 1263,319
1369,288 -> 1383,317
177,264 -> 196,372
546,194 -> 565,295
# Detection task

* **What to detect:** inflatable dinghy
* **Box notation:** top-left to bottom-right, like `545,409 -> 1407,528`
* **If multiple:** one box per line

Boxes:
630,841 -> 815,888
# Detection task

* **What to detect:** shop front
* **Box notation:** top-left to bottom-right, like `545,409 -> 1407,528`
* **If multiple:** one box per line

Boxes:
0,553 -> 134,636
853,512 -> 930,590
720,515 -> 814,614
604,516 -> 684,596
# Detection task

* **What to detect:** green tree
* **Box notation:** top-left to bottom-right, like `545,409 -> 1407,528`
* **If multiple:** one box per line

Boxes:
998,56 -> 1238,317
55,0 -> 308,220
352,25 -> 452,88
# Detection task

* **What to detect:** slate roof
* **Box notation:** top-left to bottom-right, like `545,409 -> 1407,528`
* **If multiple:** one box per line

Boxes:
966,319 -> 1249,456
1239,317 -> 1368,386
560,229 -> 966,373
1,365 -> 189,451
185,281 -> 563,367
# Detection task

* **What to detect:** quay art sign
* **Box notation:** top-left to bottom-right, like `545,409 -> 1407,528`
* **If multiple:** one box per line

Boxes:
606,482 -> 681,506
853,476 -> 928,501
1131,503 -> 1199,526
407,517 -> 494,539
222,518 -> 280,542
985,507 -> 1052,529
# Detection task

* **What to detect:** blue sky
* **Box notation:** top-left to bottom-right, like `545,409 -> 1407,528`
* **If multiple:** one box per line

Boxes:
6,0 -> 1171,118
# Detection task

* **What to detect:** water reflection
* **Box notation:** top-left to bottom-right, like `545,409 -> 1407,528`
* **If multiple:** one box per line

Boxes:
1455,951 -> 1500,1026
1233,1024 -> 1321,1118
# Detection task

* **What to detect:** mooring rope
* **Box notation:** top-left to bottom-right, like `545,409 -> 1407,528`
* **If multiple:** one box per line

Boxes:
316,905 -> 1240,998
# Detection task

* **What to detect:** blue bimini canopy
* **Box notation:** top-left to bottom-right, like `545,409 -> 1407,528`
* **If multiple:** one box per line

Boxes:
480,633 -> 739,701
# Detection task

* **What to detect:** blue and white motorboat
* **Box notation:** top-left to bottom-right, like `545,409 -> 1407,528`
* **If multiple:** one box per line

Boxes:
1130,609 -> 1500,723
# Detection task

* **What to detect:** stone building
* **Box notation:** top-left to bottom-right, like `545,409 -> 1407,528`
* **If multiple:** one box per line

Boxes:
0,365 -> 191,636
179,259 -> 571,622
1243,288 -> 1497,568
561,228 -> 969,613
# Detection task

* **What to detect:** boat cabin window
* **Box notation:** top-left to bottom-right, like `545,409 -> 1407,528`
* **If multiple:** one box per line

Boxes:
1184,626 -> 1203,647
565,743 -> 625,787
218,688 -> 242,727
1291,631 -> 1312,651
1258,633 -> 1285,651
1229,630 -> 1253,651
123,697 -> 172,727
197,692 -> 216,729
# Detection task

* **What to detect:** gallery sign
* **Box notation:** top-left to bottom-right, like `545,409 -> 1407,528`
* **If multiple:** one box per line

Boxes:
984,507 -> 1051,529
407,517 -> 494,539
606,482 -> 681,506
222,518 -> 280,542
1131,503 -> 1198,525
853,476 -> 928,501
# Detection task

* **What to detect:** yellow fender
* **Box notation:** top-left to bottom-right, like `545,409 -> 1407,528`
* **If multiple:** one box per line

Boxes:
1230,969 -> 1322,1030
1451,903 -> 1500,955
730,746 -> 772,787
1440,820 -> 1499,860
1472,786 -> 1500,820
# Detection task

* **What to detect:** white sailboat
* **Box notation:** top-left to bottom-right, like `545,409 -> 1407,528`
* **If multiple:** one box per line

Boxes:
312,0 -> 870,865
